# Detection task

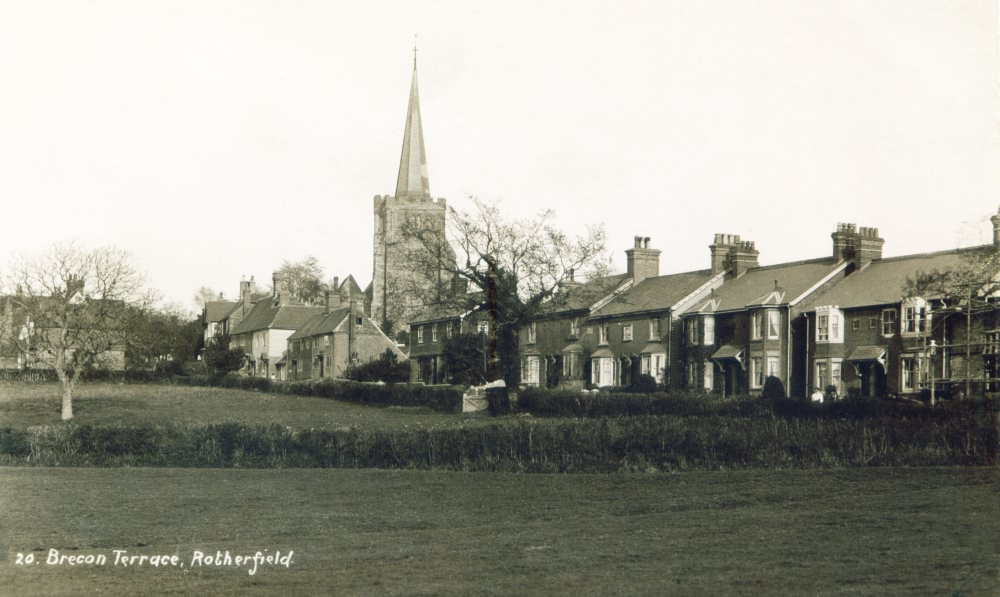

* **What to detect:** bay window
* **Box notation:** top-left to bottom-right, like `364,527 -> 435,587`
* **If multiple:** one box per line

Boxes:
815,306 -> 844,343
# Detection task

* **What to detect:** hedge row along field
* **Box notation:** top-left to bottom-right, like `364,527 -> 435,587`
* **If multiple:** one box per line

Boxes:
174,376 -> 464,413
517,387 -> 1000,420
1,413 -> 994,471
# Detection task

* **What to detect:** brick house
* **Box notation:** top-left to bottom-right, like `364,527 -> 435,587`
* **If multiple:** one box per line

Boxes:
286,289 -> 405,382
798,217 -> 1000,399
578,237 -> 725,389
517,270 -> 631,390
407,302 -> 494,384
683,239 -> 851,398
230,273 -> 324,379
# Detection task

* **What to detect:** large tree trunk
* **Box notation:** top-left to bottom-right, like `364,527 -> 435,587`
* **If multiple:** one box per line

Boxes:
61,379 -> 74,421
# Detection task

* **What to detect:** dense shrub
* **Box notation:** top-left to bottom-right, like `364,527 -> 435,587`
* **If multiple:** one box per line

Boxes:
517,387 -> 760,418
202,333 -> 245,375
1,411 -> 994,470
343,349 -> 409,383
517,387 -> 1000,424
761,376 -> 786,400
485,387 -> 511,416
171,375 -> 463,412
630,374 -> 658,394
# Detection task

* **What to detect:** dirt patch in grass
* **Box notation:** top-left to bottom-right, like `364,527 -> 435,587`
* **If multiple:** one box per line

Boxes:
1,467 -> 997,596
0,383 -> 484,430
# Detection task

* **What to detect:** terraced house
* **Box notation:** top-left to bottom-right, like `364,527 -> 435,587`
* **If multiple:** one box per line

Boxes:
230,273 -> 324,379
286,283 -> 404,382
682,232 -> 855,398
581,237 -> 725,389
407,302 -> 494,384
515,210 -> 1000,398
517,270 -> 630,390
798,216 -> 1000,400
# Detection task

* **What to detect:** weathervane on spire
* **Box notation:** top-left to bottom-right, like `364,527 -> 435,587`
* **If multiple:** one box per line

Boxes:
412,34 -> 418,69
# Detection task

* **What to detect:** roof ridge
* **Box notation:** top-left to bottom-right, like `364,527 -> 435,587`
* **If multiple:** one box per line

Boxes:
876,244 -> 994,263
641,268 -> 713,282
748,256 -> 835,271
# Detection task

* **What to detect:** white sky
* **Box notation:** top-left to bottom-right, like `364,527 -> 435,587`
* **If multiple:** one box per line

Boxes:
1,0 -> 998,313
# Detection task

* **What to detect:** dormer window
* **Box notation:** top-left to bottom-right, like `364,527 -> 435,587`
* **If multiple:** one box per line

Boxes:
815,306 -> 843,344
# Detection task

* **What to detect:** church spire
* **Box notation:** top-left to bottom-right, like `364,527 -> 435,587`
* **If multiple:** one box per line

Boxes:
394,47 -> 431,200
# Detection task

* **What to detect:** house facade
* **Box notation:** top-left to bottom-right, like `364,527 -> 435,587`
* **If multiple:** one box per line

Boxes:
286,287 -> 405,382
230,273 -> 324,379
407,304 -> 495,384
799,218 -> 1000,399
517,270 -> 631,390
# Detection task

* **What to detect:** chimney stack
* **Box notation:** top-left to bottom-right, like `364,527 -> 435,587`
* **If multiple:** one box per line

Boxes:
65,274 -> 85,297
832,223 -> 883,269
559,268 -> 583,293
831,223 -> 857,262
855,226 -> 884,269
272,271 -> 287,306
709,234 -> 759,277
991,206 -> 1000,247
625,235 -> 661,285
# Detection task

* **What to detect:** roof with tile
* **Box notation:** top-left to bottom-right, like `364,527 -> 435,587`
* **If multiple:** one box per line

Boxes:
591,270 -> 715,318
232,300 -> 325,335
203,301 -> 238,323
287,307 -> 352,341
798,245 -> 994,311
536,273 -> 631,316
694,258 -> 844,314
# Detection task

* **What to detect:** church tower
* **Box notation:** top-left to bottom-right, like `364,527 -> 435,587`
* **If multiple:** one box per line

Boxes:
372,51 -> 454,336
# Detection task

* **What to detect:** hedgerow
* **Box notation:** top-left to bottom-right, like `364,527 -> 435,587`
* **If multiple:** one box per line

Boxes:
172,375 -> 464,412
0,411 -> 994,470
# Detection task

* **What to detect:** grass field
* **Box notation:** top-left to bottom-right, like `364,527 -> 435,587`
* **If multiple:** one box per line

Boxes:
0,383 -> 477,430
1,467 -> 998,596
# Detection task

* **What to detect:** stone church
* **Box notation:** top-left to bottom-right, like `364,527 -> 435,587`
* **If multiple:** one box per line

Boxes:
370,55 -> 456,338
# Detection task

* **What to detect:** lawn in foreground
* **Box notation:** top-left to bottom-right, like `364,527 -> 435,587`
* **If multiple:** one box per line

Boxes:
1,467 -> 997,596
0,383 -> 477,430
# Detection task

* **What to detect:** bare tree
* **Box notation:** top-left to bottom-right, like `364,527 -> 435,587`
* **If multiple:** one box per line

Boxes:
1,243 -> 156,421
276,256 -> 327,305
401,197 -> 610,385
192,286 -> 220,311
